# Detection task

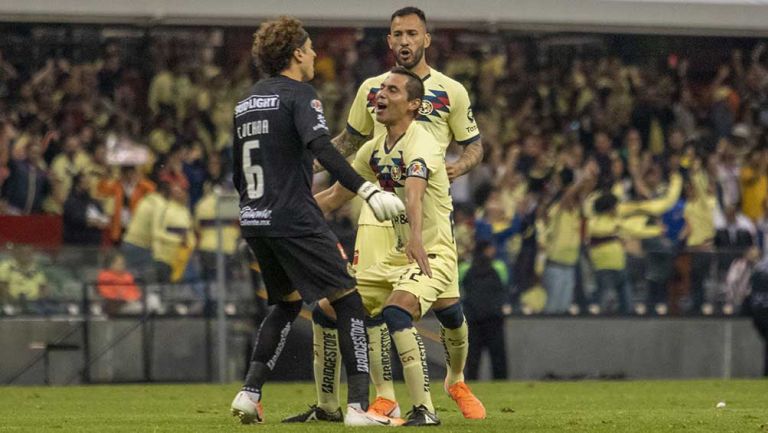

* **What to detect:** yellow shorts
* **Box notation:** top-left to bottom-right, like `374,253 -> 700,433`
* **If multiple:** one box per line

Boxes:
352,225 -> 396,274
356,252 -> 459,318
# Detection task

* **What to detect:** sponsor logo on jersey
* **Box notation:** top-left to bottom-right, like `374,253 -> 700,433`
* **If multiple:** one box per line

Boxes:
240,206 -> 273,226
311,99 -> 323,113
235,95 -> 280,117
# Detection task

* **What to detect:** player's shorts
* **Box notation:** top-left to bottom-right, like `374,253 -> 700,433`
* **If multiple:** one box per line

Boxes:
352,225 -> 396,315
356,252 -> 459,318
352,225 -> 396,273
246,230 -> 355,305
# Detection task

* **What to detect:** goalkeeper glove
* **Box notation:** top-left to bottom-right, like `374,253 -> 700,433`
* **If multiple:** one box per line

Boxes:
357,181 -> 405,222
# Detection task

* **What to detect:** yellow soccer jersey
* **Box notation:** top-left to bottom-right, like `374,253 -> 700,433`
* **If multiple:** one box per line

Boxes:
352,122 -> 456,259
347,68 -> 480,226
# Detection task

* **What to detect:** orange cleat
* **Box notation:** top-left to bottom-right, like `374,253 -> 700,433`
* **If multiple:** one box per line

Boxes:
445,381 -> 486,419
368,396 -> 401,418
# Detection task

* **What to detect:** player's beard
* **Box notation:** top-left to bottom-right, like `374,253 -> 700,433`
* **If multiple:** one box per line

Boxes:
396,45 -> 425,70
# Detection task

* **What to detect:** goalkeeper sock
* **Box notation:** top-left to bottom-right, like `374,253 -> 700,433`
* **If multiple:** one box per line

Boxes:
366,315 -> 396,401
243,300 -> 302,392
311,306 -> 342,412
331,291 -> 371,410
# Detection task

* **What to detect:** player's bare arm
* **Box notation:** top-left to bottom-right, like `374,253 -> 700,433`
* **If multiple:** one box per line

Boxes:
404,176 -> 432,278
445,138 -> 483,181
314,181 -> 355,214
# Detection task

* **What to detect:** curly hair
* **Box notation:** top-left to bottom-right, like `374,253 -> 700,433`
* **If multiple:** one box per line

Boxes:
252,16 -> 309,76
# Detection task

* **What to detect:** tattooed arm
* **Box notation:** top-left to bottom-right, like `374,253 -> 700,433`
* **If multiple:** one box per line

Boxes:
445,138 -> 484,181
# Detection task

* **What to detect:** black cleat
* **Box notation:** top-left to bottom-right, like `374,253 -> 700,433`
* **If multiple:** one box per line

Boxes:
403,405 -> 441,426
281,405 -> 343,423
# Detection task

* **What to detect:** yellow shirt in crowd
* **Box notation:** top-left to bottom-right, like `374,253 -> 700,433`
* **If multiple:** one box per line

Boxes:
540,202 -> 581,266
740,166 -> 767,222
123,192 -> 166,249
0,259 -> 47,300
152,200 -> 195,266
194,191 -> 239,255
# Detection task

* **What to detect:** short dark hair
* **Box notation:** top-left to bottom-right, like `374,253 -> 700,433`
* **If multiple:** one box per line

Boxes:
389,66 -> 424,102
252,16 -> 309,76
593,193 -> 618,214
391,6 -> 427,25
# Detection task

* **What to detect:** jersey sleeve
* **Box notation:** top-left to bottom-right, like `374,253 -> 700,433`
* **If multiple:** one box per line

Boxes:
346,80 -> 376,137
292,84 -> 330,146
404,131 -> 443,181
447,81 -> 480,145
350,140 -> 377,183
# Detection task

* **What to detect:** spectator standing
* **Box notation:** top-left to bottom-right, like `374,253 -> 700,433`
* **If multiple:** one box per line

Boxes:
63,173 -> 109,245
681,161 -> 717,313
540,168 -> 591,313
98,166 -> 156,244
194,183 -> 239,282
122,182 -> 170,281
48,134 -> 92,214
1,139 -> 50,214
739,146 -> 768,223
152,183 -> 195,283
460,240 -> 510,380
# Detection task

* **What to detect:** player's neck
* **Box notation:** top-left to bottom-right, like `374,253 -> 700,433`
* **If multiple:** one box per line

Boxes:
386,119 -> 412,144
278,66 -> 304,82
407,61 -> 431,80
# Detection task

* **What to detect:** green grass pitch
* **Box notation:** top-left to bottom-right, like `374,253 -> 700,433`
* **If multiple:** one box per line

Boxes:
1,380 -> 767,432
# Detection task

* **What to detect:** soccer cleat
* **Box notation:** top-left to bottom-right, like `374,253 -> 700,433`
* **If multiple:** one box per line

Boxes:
281,405 -> 343,423
446,380 -> 486,419
230,390 -> 264,424
344,405 -> 403,427
369,396 -> 401,418
403,405 -> 440,426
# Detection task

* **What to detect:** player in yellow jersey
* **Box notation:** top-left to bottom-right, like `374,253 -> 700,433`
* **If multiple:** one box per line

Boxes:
319,67 -> 452,425
284,7 -> 485,424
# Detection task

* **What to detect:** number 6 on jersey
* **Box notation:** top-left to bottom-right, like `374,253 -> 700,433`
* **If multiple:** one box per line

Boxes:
243,140 -> 264,199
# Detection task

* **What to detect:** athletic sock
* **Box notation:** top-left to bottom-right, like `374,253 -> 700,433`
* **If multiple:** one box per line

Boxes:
392,327 -> 434,412
435,304 -> 469,386
366,315 -> 396,401
311,308 -> 341,412
441,322 -> 468,385
383,305 -> 433,412
243,300 -> 302,392
330,291 -> 370,410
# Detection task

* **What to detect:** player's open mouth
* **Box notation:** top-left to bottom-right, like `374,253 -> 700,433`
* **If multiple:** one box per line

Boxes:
399,49 -> 412,60
375,102 -> 387,113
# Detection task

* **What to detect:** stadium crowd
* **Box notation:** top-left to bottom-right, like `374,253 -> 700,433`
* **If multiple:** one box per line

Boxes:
1,25 -> 768,317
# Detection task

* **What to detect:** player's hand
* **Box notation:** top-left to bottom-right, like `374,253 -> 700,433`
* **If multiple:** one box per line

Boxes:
445,163 -> 461,182
405,237 -> 432,278
357,181 -> 405,222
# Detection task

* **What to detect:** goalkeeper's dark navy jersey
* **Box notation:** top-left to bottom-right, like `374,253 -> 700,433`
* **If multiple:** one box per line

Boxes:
232,76 -> 330,237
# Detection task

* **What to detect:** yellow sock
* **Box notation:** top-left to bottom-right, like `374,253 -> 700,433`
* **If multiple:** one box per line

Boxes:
441,320 -> 468,386
392,328 -> 434,412
367,323 -> 396,401
312,322 -> 341,411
